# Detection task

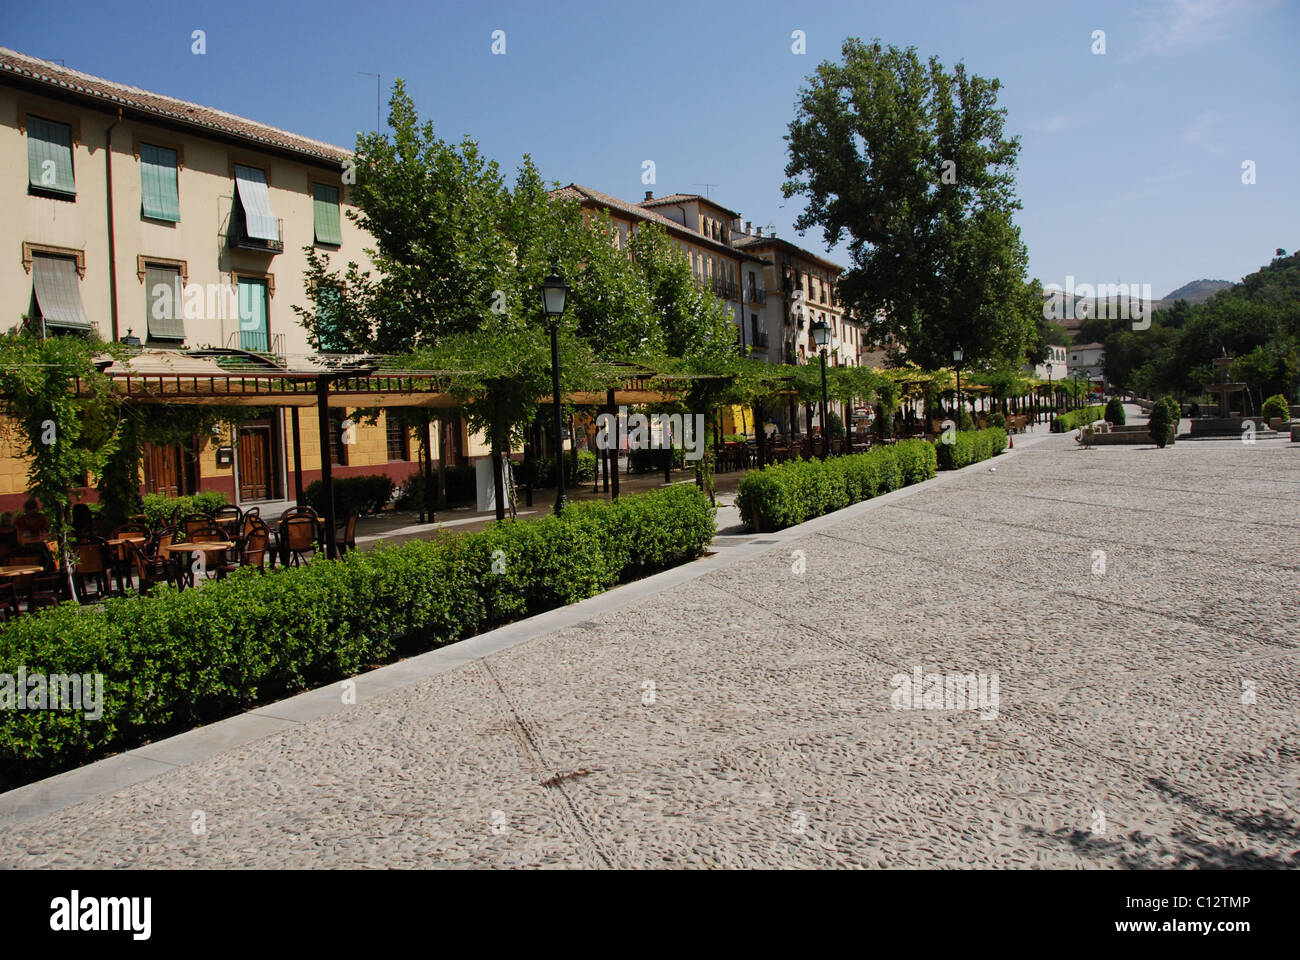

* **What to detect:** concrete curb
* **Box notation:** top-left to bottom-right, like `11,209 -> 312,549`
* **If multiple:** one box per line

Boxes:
0,435 -> 1044,828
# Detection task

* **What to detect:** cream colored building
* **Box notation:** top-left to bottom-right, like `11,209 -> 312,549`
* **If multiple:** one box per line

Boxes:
0,47 -> 432,515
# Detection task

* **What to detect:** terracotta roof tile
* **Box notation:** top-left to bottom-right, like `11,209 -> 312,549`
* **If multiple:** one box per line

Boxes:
1,46 -> 351,164
640,193 -> 741,218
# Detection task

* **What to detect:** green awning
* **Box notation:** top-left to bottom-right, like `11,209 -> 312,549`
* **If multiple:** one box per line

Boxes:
312,184 -> 342,245
27,115 -> 75,196
32,255 -> 91,331
140,144 -> 181,222
234,164 -> 278,241
144,265 -> 186,341
237,278 -> 269,351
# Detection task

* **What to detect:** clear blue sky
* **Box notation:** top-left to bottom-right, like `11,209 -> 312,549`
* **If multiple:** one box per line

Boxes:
4,0 -> 1296,297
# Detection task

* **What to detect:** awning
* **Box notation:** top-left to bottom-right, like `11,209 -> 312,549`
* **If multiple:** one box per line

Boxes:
144,264 -> 186,340
234,164 -> 279,241
312,184 -> 342,245
32,255 -> 92,331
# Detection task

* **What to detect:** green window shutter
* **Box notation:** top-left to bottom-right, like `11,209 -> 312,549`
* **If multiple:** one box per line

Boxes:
233,165 -> 279,241
31,255 -> 92,332
140,144 -> 181,221
237,279 -> 269,351
27,116 -> 75,196
312,184 -> 342,245
144,265 -> 186,341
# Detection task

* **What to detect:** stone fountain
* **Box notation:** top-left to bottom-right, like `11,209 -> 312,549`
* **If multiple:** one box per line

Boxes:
1189,354 -> 1277,438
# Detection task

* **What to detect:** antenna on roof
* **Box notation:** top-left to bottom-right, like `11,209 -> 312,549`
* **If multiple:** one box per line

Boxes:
692,183 -> 718,200
358,72 -> 381,133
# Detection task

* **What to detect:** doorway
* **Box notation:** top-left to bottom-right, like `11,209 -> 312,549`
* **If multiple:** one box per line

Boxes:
236,416 -> 283,502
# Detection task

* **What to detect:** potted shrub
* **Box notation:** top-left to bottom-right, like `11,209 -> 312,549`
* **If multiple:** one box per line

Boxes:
1104,397 -> 1126,426
1262,394 -> 1290,431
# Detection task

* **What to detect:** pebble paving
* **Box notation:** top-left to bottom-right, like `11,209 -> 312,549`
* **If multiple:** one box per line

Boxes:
1,427 -> 1297,868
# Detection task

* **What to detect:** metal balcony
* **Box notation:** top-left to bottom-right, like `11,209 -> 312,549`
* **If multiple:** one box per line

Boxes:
229,217 -> 285,254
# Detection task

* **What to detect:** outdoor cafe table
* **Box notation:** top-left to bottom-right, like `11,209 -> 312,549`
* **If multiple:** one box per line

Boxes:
160,541 -> 235,587
0,564 -> 44,578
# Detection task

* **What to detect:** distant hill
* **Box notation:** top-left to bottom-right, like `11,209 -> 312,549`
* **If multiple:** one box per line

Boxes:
1161,279 -> 1235,304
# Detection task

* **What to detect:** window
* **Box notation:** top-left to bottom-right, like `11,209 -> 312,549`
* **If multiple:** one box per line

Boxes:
144,263 -> 186,343
236,277 -> 269,351
386,413 -> 410,461
328,410 -> 348,466
315,283 -> 344,351
29,253 -> 91,334
27,115 -> 75,197
232,164 -> 279,243
312,183 -> 343,246
140,144 -> 180,221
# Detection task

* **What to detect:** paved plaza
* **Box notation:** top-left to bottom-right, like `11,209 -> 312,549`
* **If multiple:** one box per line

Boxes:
1,427 -> 1297,868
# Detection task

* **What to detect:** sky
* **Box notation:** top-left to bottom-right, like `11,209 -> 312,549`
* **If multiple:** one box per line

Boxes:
3,0 -> 1296,298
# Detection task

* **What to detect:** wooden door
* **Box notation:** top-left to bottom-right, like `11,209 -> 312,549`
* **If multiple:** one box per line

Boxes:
237,426 -> 272,501
142,442 -> 195,496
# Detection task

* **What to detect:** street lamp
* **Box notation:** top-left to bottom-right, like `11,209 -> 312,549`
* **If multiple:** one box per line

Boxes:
952,344 -> 964,427
1045,361 -> 1054,423
811,319 -> 830,458
541,265 -> 570,516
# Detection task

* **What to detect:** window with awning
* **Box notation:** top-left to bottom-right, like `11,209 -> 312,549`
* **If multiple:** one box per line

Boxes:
233,164 -> 279,241
140,144 -> 181,222
312,184 -> 342,245
144,264 -> 185,342
27,115 -> 75,196
30,254 -> 91,333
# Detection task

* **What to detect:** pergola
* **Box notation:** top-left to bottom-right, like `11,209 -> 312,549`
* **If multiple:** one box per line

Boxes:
75,349 -> 681,558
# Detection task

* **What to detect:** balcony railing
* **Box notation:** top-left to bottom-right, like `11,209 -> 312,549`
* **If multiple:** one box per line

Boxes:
751,331 -> 770,349
747,287 -> 766,304
229,217 -> 285,254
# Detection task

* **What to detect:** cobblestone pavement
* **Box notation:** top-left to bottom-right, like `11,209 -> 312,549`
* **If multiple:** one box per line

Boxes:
2,430 -> 1297,868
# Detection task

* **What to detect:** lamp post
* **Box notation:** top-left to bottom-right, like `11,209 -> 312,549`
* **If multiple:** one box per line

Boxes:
541,265 -> 570,516
952,344 -> 964,427
811,320 -> 831,458
1045,361 -> 1054,424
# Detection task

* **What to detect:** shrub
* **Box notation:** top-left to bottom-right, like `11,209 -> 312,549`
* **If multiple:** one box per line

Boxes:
304,474 -> 396,518
140,491 -> 230,529
825,409 -> 845,439
1051,404 -> 1106,433
528,451 -> 597,487
0,485 -> 715,789
935,427 -> 1007,471
1104,397 -> 1126,426
1149,395 -> 1177,448
628,447 -> 685,473
736,442 -> 937,532
987,411 -> 1007,430
395,466 -> 477,510
957,407 -> 974,431
1262,394 -> 1289,422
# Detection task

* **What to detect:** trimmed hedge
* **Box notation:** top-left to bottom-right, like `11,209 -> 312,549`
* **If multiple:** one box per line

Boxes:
1104,397 -> 1127,426
1262,394 -> 1289,422
304,474 -> 396,518
936,427 -> 1007,471
0,485 -> 715,789
140,491 -> 230,529
1051,404 -> 1106,433
736,439 -> 936,532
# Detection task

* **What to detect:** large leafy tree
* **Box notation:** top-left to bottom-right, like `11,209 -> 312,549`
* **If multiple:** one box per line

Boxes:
783,38 -> 1035,370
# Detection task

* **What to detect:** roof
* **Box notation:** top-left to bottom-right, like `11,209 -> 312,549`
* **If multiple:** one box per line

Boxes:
640,193 -> 742,219
734,233 -> 845,273
555,183 -> 764,262
0,46 -> 351,165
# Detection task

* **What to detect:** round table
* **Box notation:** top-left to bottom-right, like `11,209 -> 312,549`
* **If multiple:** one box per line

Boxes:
161,542 -> 235,587
0,564 -> 44,578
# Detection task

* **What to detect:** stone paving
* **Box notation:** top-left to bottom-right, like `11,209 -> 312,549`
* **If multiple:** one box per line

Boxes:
1,426 -> 1297,868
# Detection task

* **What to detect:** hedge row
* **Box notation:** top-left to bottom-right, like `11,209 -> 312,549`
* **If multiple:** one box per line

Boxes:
736,439 -> 937,532
139,491 -> 230,528
304,474 -> 397,518
0,485 -> 715,789
936,427 -> 1008,471
1051,404 -> 1106,433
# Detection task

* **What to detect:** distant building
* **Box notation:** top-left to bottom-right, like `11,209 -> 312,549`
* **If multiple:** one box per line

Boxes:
1069,342 -> 1106,387
1028,345 -> 1069,381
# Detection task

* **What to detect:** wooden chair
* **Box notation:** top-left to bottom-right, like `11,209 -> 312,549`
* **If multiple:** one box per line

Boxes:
218,519 -> 270,578
279,515 -> 318,567
72,540 -> 113,601
27,571 -> 63,611
125,540 -> 175,594
334,511 -> 359,556
211,505 -> 243,541
108,523 -> 151,594
0,582 -> 21,621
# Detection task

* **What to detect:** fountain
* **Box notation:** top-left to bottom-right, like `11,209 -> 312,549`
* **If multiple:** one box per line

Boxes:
1188,354 -> 1278,438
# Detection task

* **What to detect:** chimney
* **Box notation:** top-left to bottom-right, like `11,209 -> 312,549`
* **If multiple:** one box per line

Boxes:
745,221 -> 752,235
756,227 -> 763,237
644,191 -> 653,201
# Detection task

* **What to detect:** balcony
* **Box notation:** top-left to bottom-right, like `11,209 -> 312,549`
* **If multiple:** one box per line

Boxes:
751,331 -> 770,349
229,217 -> 285,254
747,287 -> 766,304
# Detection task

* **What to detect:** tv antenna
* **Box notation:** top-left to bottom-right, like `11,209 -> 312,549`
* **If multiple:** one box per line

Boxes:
692,182 -> 718,200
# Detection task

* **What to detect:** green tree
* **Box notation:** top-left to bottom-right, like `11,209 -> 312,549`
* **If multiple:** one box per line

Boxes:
783,38 -> 1034,369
